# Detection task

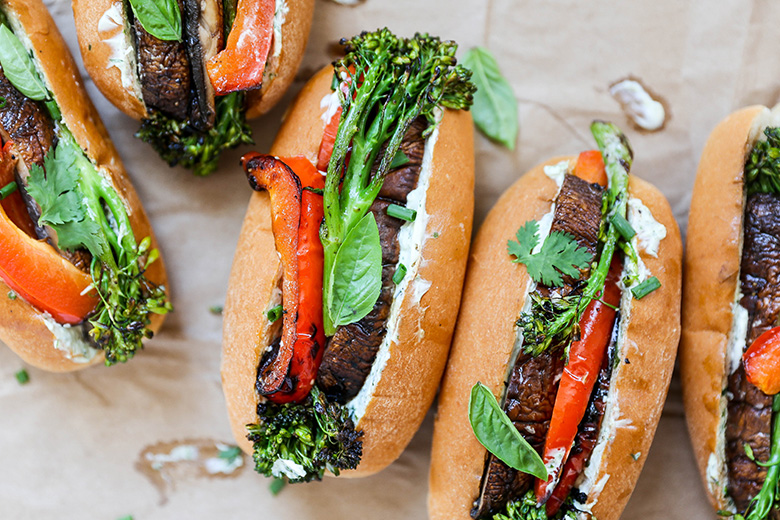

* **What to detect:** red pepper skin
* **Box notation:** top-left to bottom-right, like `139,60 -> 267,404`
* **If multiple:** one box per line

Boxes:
573,150 -> 608,187
206,0 -> 275,95
744,327 -> 780,395
242,153 -> 301,395
0,141 -> 35,237
317,106 -> 341,172
535,257 -> 622,504
270,155 -> 326,404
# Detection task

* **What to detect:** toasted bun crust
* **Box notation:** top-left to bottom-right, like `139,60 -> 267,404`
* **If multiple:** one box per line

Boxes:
680,106 -> 766,511
222,65 -> 474,475
73,0 -> 314,121
0,0 -> 168,372
429,159 -> 682,520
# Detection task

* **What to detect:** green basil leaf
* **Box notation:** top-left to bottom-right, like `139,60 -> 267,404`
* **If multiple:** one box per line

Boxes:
0,25 -> 48,101
128,0 -> 182,42
462,47 -> 518,150
468,382 -> 548,480
328,212 -> 382,328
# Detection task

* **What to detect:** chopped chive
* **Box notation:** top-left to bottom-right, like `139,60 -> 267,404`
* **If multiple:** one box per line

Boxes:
631,276 -> 661,299
433,231 -> 440,238
117,516 -> 133,520
7,290 -> 16,300
610,212 -> 636,241
389,150 -> 410,169
266,304 -> 283,323
0,181 -> 17,200
393,264 -> 407,285
15,369 -> 29,385
269,477 -> 287,496
209,304 -> 224,315
45,99 -> 61,121
631,452 -> 641,461
387,204 -> 416,222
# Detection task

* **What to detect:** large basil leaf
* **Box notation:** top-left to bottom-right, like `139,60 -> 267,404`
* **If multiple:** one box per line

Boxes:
0,25 -> 48,101
462,47 -> 518,150
469,382 -> 548,480
128,0 -> 182,41
327,212 -> 383,328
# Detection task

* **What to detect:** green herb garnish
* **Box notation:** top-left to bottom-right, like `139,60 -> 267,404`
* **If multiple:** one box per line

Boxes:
320,29 -> 475,335
508,220 -> 593,287
493,490 -> 578,520
14,368 -> 28,385
610,212 -> 636,241
631,276 -> 661,300
7,290 -> 16,300
746,127 -> 780,196
26,128 -> 171,365
217,444 -> 242,463
468,382 -> 547,480
0,181 -> 16,200
269,477 -> 287,496
392,263 -> 407,284
209,304 -> 224,315
387,203 -> 416,222
248,386 -> 362,483
127,0 -> 182,41
462,47 -> 518,150
266,304 -> 283,323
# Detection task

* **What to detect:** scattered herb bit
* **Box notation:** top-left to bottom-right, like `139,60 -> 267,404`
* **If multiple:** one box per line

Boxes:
631,276 -> 661,300
0,24 -> 49,101
209,304 -> 224,315
0,181 -> 16,200
631,452 -> 641,461
7,290 -> 16,300
15,369 -> 29,385
248,386 -> 362,482
610,212 -> 636,241
461,47 -> 518,150
508,220 -> 593,287
117,516 -> 134,520
266,304 -> 283,323
393,263 -> 407,285
432,231 -> 440,238
746,127 -> 780,196
269,477 -> 287,496
127,0 -> 182,41
387,203 -> 416,222
517,292 -> 580,357
469,382 -> 547,479
321,29 -> 474,335
218,444 -> 242,464
136,92 -> 253,176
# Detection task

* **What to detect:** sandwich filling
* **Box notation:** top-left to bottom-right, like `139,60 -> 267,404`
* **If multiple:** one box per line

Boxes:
468,123 -> 666,519
715,112 -> 780,520
0,7 -> 170,364
241,29 -> 475,483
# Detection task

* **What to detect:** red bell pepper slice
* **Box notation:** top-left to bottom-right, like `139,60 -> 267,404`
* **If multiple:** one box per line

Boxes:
270,155 -> 326,404
317,106 -> 342,172
0,140 -> 96,324
744,327 -> 780,395
573,150 -> 608,187
206,0 -> 275,95
243,152 -> 301,395
535,257 -> 622,503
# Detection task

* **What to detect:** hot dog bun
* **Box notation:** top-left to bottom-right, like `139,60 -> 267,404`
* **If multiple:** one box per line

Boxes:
429,158 -> 682,519
72,0 -> 314,121
222,65 -> 475,476
681,105 -> 768,511
0,0 -> 168,372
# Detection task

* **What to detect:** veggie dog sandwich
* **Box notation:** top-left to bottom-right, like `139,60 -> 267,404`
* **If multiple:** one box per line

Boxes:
0,0 -> 170,371
73,0 -> 314,175
222,28 -> 476,482
430,122 -> 682,519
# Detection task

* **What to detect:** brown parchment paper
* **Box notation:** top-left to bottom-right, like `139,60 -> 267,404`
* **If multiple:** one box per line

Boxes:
4,0 -> 780,518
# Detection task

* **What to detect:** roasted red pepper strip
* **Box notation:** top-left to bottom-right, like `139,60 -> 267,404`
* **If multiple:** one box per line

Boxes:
535,257 -> 622,503
0,141 -> 35,237
573,150 -> 608,187
269,155 -> 326,404
317,106 -> 342,172
744,327 -> 780,395
242,153 -> 301,395
206,0 -> 275,95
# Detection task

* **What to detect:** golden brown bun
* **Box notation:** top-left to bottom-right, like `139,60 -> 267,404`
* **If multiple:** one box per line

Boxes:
73,0 -> 314,121
429,159 -> 682,520
0,0 -> 168,372
680,106 -> 765,511
222,65 -> 475,475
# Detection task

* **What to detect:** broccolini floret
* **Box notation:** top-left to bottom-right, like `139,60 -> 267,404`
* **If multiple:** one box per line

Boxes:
492,490 -> 579,520
247,386 -> 362,483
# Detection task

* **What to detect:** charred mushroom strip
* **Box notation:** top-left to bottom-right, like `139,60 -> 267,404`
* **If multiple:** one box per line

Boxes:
726,193 -> 780,510
0,69 -> 54,167
183,0 -> 218,130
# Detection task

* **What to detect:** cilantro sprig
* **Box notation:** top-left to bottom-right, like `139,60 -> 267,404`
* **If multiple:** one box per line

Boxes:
27,128 -> 171,365
507,220 -> 593,287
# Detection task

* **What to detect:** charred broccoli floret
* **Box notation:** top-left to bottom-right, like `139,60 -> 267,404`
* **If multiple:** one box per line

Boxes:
247,386 -> 363,483
492,490 -> 580,520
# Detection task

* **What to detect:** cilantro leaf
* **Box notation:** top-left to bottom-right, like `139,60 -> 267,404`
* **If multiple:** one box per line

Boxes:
508,220 -> 593,287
